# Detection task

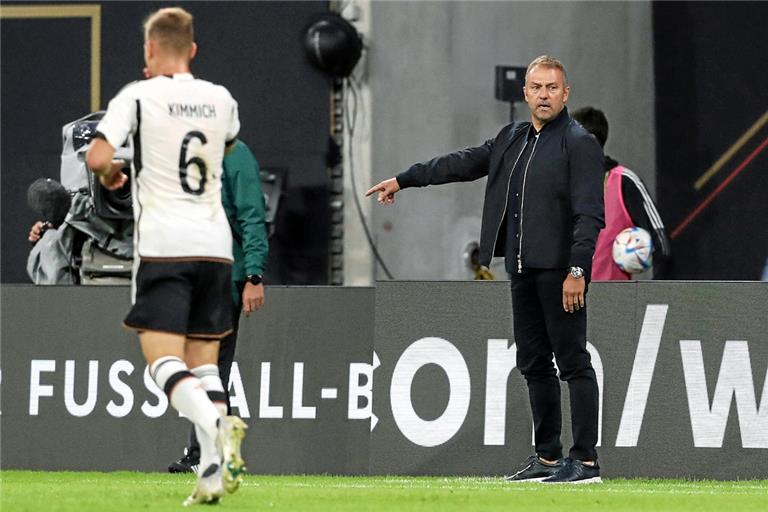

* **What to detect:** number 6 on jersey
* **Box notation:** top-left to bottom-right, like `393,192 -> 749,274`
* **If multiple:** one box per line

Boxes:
179,130 -> 208,195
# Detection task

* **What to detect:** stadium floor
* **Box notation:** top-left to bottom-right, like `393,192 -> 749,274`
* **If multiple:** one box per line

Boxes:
1,471 -> 766,511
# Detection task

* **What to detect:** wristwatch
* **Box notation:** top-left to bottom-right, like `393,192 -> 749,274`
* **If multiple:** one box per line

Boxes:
568,266 -> 585,279
246,274 -> 263,285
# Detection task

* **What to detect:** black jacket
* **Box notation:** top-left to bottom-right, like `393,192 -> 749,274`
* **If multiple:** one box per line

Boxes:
396,107 -> 604,271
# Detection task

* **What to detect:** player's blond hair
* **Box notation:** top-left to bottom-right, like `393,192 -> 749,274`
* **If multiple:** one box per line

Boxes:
143,7 -> 194,56
525,55 -> 568,85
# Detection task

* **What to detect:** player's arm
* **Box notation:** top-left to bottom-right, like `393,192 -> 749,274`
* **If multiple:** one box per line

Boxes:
88,85 -> 137,190
86,138 -> 127,190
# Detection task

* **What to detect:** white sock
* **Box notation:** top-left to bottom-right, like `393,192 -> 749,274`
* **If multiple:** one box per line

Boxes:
191,364 -> 227,469
150,356 -> 220,441
191,364 -> 228,414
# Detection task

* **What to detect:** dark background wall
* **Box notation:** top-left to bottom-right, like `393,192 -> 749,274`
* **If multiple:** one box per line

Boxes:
1,1 -> 332,284
654,1 -> 768,279
5,1 -> 768,284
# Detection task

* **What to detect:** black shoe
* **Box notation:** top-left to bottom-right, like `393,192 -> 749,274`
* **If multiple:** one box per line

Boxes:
168,447 -> 200,474
505,455 -> 563,482
541,458 -> 602,484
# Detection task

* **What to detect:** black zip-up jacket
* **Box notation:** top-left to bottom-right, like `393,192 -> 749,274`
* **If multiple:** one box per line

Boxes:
396,107 -> 605,271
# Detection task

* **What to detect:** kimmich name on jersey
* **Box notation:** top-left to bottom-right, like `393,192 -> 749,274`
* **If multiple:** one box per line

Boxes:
168,103 -> 217,118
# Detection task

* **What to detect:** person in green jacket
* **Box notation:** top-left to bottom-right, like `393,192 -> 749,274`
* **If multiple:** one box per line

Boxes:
169,139 -> 269,473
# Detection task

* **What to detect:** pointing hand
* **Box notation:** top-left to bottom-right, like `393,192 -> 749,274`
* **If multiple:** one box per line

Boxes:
365,177 -> 400,205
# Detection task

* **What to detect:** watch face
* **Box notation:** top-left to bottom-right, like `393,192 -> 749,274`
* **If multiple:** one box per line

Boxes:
570,267 -> 584,278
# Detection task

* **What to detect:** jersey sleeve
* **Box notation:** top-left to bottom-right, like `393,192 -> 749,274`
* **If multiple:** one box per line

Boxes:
96,84 -> 138,150
225,95 -> 240,145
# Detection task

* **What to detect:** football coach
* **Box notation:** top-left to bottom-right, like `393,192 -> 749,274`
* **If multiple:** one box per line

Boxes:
366,55 -> 605,484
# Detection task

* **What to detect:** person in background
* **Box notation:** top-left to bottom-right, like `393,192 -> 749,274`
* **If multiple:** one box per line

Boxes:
571,107 -> 670,280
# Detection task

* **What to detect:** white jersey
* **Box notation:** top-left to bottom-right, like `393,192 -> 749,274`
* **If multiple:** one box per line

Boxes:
96,73 -> 238,261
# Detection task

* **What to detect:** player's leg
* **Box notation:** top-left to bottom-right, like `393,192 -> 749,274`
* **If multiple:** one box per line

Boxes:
142,332 -> 226,503
141,331 -> 222,444
130,261 -> 202,474
131,260 -> 224,449
186,336 -> 246,495
187,261 -> 247,495
211,326 -> 247,494
180,338 -> 227,505
186,339 -> 227,466
169,284 -> 243,474
127,260 -> 229,502
169,338 -> 226,475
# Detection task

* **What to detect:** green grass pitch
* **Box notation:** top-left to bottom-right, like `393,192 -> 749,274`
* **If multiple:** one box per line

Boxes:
1,471 -> 766,511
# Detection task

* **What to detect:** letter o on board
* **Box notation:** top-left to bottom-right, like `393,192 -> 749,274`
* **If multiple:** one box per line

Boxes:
390,337 -> 471,447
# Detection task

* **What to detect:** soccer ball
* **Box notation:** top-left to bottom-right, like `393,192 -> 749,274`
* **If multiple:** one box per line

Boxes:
612,227 -> 653,274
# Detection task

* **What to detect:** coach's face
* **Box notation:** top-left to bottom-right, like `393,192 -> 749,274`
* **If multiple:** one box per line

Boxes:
524,65 -> 570,130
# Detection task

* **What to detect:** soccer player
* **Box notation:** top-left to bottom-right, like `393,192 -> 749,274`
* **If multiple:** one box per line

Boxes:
86,7 -> 246,504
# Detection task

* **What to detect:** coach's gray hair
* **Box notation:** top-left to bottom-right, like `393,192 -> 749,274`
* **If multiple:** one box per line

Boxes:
525,55 -> 568,84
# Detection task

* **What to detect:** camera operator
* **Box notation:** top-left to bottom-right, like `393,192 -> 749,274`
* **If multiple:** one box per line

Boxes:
26,178 -> 78,284
26,179 -> 133,285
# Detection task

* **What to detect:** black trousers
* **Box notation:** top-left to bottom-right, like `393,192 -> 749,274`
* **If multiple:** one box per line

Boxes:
510,269 -> 599,461
187,281 -> 245,453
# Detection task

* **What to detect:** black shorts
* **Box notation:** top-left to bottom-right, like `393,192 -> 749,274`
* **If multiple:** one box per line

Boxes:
124,259 -> 234,340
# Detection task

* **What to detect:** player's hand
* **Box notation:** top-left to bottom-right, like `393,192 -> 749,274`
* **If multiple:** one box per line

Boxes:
242,282 -> 265,317
100,161 -> 128,190
28,221 -> 50,243
365,177 -> 400,205
562,274 -> 585,313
